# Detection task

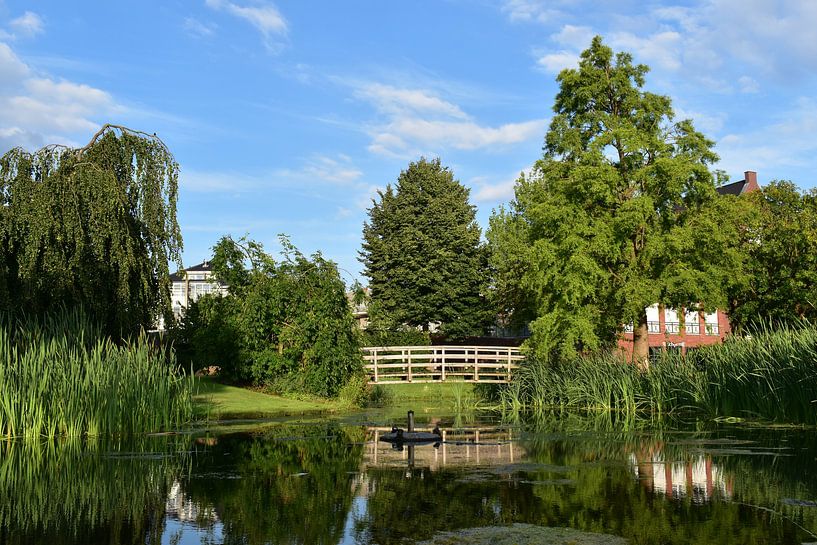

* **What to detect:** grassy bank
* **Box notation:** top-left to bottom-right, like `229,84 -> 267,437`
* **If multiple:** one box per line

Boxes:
0,310 -> 194,438
193,380 -> 482,418
194,378 -> 341,418
503,324 -> 817,424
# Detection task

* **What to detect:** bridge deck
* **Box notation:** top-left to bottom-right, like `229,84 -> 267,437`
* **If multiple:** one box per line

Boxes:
362,345 -> 523,384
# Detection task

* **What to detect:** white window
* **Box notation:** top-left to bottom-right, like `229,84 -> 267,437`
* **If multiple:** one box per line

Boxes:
705,312 -> 719,335
665,308 -> 680,334
646,305 -> 660,333
684,309 -> 700,335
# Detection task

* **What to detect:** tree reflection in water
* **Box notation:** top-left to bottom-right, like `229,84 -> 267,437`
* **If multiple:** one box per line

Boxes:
178,423 -> 366,545
1,417 -> 817,545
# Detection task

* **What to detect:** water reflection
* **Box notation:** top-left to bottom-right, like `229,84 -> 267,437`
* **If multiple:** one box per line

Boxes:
1,416 -> 816,545
0,436 -> 187,545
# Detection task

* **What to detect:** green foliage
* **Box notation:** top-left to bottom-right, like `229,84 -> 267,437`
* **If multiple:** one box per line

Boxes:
176,235 -> 362,398
503,323 -> 817,424
729,181 -> 817,330
361,157 -> 490,339
0,308 -> 194,438
488,37 -> 743,362
360,326 -> 431,347
0,125 -> 182,335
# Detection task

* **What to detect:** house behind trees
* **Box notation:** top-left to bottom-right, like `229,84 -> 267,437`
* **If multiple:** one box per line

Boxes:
618,171 -> 760,359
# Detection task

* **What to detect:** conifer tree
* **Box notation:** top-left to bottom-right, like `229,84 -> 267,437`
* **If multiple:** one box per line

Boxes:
360,158 -> 488,338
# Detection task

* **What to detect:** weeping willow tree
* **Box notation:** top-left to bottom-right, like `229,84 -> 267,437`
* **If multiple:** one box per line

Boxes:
0,124 -> 182,335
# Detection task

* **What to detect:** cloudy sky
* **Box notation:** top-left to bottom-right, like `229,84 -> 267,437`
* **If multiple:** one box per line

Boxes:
1,1 -> 815,281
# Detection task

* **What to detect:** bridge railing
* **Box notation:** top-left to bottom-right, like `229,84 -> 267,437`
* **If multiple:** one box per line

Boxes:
362,345 -> 524,383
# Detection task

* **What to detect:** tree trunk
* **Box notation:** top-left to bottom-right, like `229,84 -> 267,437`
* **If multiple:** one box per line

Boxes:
632,309 -> 650,370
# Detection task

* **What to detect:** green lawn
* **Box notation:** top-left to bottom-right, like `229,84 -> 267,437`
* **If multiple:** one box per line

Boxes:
192,378 -> 484,421
374,381 -> 486,413
194,378 -> 341,419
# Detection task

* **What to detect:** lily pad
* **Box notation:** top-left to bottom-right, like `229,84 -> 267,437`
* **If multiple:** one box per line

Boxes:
415,523 -> 627,544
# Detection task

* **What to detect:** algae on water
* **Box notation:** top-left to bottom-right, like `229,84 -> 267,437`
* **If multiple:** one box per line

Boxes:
415,523 -> 628,545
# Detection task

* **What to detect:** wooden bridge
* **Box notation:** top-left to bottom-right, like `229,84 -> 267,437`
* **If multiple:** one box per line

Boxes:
362,345 -> 524,384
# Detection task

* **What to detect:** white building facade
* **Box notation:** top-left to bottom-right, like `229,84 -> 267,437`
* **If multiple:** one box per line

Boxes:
157,261 -> 227,330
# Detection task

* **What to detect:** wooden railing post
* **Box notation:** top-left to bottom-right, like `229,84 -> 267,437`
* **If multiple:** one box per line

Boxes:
407,349 -> 412,382
473,347 -> 479,381
507,347 -> 512,382
373,348 -> 379,383
441,347 -> 446,381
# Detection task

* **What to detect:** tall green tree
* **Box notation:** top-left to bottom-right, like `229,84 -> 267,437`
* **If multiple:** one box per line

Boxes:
360,157 -> 489,338
729,181 -> 817,330
178,235 -> 361,397
488,37 -> 743,364
0,124 -> 182,334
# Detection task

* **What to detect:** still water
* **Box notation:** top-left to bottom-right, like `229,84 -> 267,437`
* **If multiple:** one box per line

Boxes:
2,412 -> 817,545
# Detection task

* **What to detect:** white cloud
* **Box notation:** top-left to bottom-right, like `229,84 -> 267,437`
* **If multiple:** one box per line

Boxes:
673,105 -> 726,134
0,41 -> 120,151
184,17 -> 216,38
716,97 -> 817,175
182,154 -> 364,193
9,11 -> 43,38
473,177 -> 516,203
205,0 -> 287,50
372,117 -> 546,153
471,168 -> 534,203
352,81 -> 546,156
501,0 -> 562,23
534,24 -> 593,75
536,50 -> 578,74
299,154 -> 363,184
609,31 -> 683,71
702,0 -> 817,77
0,42 -> 29,86
552,24 -> 594,50
356,83 -> 468,120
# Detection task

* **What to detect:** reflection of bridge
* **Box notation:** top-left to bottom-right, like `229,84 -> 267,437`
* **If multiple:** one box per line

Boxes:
362,346 -> 523,383
362,427 -> 523,470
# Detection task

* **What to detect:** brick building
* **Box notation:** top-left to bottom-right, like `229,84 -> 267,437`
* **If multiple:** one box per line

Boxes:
618,171 -> 760,358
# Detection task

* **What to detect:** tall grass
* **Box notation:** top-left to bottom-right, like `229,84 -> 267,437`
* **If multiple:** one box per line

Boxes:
503,323 -> 817,424
0,309 -> 194,438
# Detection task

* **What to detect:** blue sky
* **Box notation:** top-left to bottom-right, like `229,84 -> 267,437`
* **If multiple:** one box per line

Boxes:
1,1 -> 816,283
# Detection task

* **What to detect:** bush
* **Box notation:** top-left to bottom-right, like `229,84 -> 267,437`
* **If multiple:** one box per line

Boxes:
174,236 -> 363,398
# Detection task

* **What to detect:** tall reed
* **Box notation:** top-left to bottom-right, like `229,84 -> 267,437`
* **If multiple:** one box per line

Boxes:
503,323 -> 817,424
0,309 -> 194,438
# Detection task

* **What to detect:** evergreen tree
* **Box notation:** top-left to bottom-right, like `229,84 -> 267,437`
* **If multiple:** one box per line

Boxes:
360,158 -> 488,338
488,37 -> 743,365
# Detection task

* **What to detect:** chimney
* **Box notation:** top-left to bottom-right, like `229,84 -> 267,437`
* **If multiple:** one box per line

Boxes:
743,170 -> 760,193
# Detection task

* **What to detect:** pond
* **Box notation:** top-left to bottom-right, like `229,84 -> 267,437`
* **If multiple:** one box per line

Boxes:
2,411 -> 817,545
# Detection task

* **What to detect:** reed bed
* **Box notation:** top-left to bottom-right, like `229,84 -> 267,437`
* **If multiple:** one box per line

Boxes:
0,310 -> 194,438
502,323 -> 817,424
